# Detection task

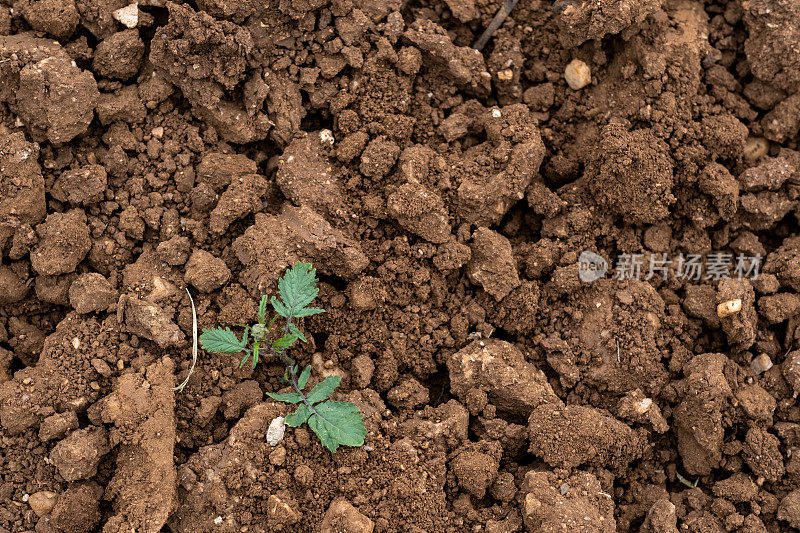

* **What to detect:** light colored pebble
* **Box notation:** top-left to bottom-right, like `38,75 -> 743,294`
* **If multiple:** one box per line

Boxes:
319,129 -> 334,145
635,397 -> 653,414
564,59 -> 591,90
717,298 -> 742,318
744,137 -> 769,162
496,69 -> 513,81
28,491 -> 57,517
750,353 -> 773,375
113,3 -> 139,28
266,416 -> 286,446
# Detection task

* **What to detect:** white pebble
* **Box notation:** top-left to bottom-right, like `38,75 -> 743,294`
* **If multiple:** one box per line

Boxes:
635,398 -> 653,414
319,129 -> 334,145
266,416 -> 286,446
716,298 -> 742,318
113,3 -> 139,29
564,59 -> 591,90
750,354 -> 773,375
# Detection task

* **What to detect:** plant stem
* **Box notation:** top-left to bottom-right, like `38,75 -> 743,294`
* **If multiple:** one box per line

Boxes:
274,310 -> 329,422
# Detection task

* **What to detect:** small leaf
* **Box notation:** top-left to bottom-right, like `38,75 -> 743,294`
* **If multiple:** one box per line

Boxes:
200,328 -> 246,354
307,401 -> 367,453
251,343 -> 260,369
280,367 -> 291,383
298,365 -> 312,389
266,391 -> 304,404
293,307 -> 325,318
285,403 -> 312,426
305,375 -> 341,404
258,295 -> 269,324
240,326 -> 250,348
274,262 -> 323,318
288,323 -> 307,343
271,295 -> 290,318
238,352 -> 251,368
273,333 -> 298,351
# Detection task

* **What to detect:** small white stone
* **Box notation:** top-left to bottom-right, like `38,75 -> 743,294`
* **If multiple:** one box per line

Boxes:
750,353 -> 773,374
717,298 -> 742,318
319,129 -> 334,145
113,3 -> 139,29
267,416 -> 286,446
491,109 -> 502,118
564,59 -> 591,90
151,126 -> 164,139
635,398 -> 653,414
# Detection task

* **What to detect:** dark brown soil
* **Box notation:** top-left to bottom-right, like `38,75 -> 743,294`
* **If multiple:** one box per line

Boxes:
2,0 -> 800,531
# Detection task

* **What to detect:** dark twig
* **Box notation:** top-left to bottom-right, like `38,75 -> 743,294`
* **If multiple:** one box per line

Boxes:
474,0 -> 520,51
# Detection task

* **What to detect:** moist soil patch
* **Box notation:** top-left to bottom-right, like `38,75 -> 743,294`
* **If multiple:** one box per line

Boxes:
2,0 -> 800,531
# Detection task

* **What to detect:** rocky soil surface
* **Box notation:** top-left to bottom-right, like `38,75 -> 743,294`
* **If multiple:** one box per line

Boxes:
2,0 -> 800,531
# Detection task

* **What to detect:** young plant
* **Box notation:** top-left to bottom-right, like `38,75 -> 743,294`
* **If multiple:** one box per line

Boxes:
199,261 -> 367,452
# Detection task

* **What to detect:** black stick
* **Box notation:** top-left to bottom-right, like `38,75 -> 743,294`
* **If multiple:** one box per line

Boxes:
474,0 -> 520,51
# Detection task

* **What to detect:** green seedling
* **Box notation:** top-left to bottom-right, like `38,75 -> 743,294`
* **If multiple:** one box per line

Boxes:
199,261 -> 367,452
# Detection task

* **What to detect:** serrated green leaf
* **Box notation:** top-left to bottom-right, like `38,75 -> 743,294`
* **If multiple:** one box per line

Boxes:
298,365 -> 312,389
258,295 -> 269,324
286,403 -> 312,427
288,323 -> 307,343
273,333 -> 298,351
271,295 -> 290,318
280,262 -> 317,304
273,262 -> 323,318
293,307 -> 325,318
266,391 -> 304,404
305,375 -> 341,404
200,328 -> 246,354
308,401 -> 367,452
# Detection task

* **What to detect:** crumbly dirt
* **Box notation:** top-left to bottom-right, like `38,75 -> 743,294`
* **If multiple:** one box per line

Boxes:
2,0 -> 800,531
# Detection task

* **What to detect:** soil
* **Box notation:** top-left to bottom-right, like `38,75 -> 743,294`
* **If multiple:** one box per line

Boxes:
2,0 -> 800,531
